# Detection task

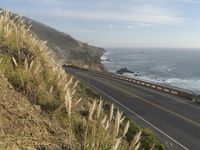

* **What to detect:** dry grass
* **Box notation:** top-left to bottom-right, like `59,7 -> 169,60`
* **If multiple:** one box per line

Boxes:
0,10 -> 165,150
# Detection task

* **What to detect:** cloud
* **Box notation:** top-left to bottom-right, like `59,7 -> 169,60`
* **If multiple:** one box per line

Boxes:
4,0 -> 185,28
53,5 -> 185,27
108,23 -> 156,29
177,0 -> 200,4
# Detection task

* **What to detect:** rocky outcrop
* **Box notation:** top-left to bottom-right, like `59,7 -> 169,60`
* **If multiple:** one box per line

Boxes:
116,67 -> 134,74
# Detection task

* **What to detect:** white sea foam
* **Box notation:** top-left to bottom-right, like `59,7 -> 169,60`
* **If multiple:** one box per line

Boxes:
103,48 -> 200,94
150,64 -> 176,73
165,78 -> 200,94
101,51 -> 112,63
101,54 -> 108,61
124,73 -> 200,94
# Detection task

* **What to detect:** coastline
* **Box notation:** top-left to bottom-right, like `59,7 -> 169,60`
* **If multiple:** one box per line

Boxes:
101,48 -> 200,95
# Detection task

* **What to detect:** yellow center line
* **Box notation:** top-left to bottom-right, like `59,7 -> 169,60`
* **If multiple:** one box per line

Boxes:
80,73 -> 200,128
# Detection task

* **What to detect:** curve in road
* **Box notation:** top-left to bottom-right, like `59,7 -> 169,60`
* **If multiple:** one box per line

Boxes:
64,67 -> 200,150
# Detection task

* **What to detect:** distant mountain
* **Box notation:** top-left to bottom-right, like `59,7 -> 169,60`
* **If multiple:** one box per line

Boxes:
0,8 -> 105,70
28,19 -> 105,70
31,20 -> 104,66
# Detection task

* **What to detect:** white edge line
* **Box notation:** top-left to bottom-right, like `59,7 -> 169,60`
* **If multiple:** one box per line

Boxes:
88,83 -> 189,150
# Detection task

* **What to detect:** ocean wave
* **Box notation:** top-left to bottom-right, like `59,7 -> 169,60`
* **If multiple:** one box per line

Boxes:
165,78 -> 200,94
123,73 -> 200,94
101,52 -> 112,63
150,64 -> 176,73
103,48 -> 200,94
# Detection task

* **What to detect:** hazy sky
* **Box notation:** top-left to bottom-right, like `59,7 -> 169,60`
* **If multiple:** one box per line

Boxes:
1,0 -> 200,48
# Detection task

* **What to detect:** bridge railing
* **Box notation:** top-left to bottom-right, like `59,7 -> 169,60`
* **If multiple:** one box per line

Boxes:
89,69 -> 200,103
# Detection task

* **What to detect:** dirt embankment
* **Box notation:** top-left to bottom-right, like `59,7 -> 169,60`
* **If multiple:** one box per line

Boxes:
0,73 -> 71,149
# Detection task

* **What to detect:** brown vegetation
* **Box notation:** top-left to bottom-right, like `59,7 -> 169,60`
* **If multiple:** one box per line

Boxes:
0,10 -> 165,150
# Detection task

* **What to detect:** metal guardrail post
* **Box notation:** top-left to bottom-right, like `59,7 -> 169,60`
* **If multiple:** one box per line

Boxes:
66,66 -> 198,102
101,71 -> 195,100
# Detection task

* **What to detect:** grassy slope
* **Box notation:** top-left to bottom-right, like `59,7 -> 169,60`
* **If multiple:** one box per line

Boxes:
0,10 -> 165,150
0,73 -> 71,149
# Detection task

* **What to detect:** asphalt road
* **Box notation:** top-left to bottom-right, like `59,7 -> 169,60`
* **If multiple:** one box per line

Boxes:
64,67 -> 200,150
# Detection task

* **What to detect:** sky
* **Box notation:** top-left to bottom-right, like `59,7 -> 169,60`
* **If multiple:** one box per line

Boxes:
1,0 -> 200,48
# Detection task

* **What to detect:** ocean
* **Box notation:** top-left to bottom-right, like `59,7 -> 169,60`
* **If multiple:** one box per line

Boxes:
102,48 -> 200,94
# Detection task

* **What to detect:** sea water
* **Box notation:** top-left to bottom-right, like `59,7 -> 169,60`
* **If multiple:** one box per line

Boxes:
102,48 -> 200,94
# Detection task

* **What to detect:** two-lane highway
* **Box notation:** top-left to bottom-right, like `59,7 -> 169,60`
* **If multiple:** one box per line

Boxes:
64,67 -> 200,150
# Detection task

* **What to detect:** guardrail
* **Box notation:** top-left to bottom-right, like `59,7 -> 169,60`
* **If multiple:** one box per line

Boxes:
63,65 -> 200,103
89,70 -> 200,103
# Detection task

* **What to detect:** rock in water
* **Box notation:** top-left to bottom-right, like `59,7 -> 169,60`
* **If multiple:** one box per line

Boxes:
116,67 -> 134,74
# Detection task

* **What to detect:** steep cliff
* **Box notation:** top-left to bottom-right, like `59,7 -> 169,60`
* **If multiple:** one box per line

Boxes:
28,19 -> 105,71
